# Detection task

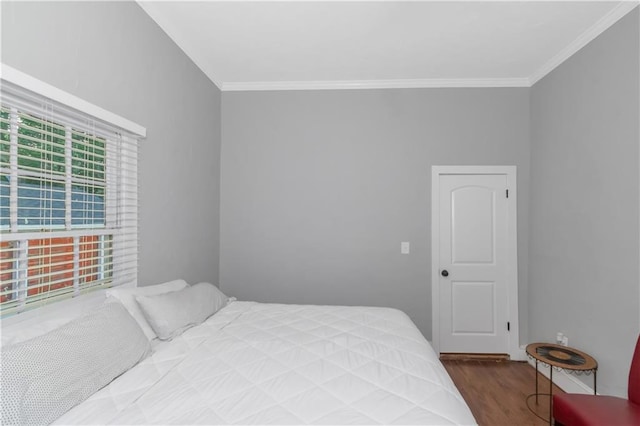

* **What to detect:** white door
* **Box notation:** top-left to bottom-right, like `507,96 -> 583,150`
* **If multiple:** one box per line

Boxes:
436,173 -> 511,354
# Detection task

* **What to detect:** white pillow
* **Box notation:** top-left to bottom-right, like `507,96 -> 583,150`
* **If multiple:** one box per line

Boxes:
1,302 -> 149,425
135,282 -> 228,341
105,279 -> 188,340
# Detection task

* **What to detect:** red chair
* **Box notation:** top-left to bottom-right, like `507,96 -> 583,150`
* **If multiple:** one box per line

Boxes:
553,335 -> 640,426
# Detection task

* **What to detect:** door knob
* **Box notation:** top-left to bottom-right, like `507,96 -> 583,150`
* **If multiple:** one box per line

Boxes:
441,270 -> 449,277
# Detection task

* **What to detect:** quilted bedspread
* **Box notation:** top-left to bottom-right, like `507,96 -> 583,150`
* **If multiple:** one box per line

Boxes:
55,302 -> 477,425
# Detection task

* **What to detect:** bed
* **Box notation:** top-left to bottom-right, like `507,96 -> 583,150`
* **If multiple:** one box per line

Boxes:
2,283 -> 476,425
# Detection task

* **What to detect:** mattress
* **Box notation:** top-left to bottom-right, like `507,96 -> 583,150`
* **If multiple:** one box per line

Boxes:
54,301 -> 476,425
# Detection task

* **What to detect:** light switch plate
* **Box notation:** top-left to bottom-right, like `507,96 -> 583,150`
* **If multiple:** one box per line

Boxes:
401,242 -> 410,254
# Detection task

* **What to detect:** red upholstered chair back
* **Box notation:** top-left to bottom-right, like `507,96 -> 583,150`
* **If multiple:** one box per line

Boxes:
629,334 -> 640,404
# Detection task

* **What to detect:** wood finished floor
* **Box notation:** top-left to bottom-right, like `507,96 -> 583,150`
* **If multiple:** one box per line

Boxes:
442,360 -> 565,426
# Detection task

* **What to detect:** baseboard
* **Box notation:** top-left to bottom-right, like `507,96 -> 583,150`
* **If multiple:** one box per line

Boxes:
511,346 -> 528,361
440,353 -> 510,361
436,346 -> 528,362
526,357 -> 596,395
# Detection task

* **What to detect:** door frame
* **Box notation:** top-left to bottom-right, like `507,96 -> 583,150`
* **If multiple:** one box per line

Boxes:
431,165 -> 520,359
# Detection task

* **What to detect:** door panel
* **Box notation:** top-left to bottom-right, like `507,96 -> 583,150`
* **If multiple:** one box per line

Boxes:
439,174 -> 509,354
452,187 -> 494,264
451,281 -> 495,333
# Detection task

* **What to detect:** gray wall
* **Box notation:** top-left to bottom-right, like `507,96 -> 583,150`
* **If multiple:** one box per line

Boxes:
221,88 -> 530,340
529,9 -> 640,396
1,1 -> 222,287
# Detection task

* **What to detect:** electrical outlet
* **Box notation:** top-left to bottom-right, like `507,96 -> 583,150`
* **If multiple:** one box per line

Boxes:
562,336 -> 569,347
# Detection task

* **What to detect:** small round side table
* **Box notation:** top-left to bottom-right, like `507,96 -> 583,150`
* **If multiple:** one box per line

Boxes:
526,342 -> 598,425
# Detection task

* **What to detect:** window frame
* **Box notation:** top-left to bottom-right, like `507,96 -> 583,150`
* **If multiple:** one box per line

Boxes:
0,65 -> 145,316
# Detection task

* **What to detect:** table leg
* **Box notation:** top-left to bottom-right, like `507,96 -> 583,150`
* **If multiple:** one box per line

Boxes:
549,367 -> 553,425
535,359 -> 539,404
594,371 -> 597,395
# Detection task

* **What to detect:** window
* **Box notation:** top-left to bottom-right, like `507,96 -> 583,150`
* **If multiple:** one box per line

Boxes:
0,68 -> 143,315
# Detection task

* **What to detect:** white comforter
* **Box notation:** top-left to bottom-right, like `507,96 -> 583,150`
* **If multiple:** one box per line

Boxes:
55,302 -> 476,425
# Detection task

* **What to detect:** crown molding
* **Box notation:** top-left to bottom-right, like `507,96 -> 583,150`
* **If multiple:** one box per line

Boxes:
140,0 -> 638,92
221,78 -> 531,92
221,1 -> 638,91
529,1 -> 639,86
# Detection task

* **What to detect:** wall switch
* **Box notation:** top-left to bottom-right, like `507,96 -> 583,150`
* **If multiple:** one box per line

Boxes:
401,242 -> 410,254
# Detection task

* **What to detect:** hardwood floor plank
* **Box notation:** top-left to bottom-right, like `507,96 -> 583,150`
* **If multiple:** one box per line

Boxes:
442,360 -> 564,426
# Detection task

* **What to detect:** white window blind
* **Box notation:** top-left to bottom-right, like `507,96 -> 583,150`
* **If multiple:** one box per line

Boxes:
0,75 -> 142,316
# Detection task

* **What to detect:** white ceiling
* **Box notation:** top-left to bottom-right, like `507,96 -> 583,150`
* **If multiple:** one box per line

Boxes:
138,1 -> 638,91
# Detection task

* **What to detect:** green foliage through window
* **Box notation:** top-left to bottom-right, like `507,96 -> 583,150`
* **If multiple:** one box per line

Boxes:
1,106 -> 107,229
17,113 -> 66,175
1,108 -> 10,167
72,130 -> 105,183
